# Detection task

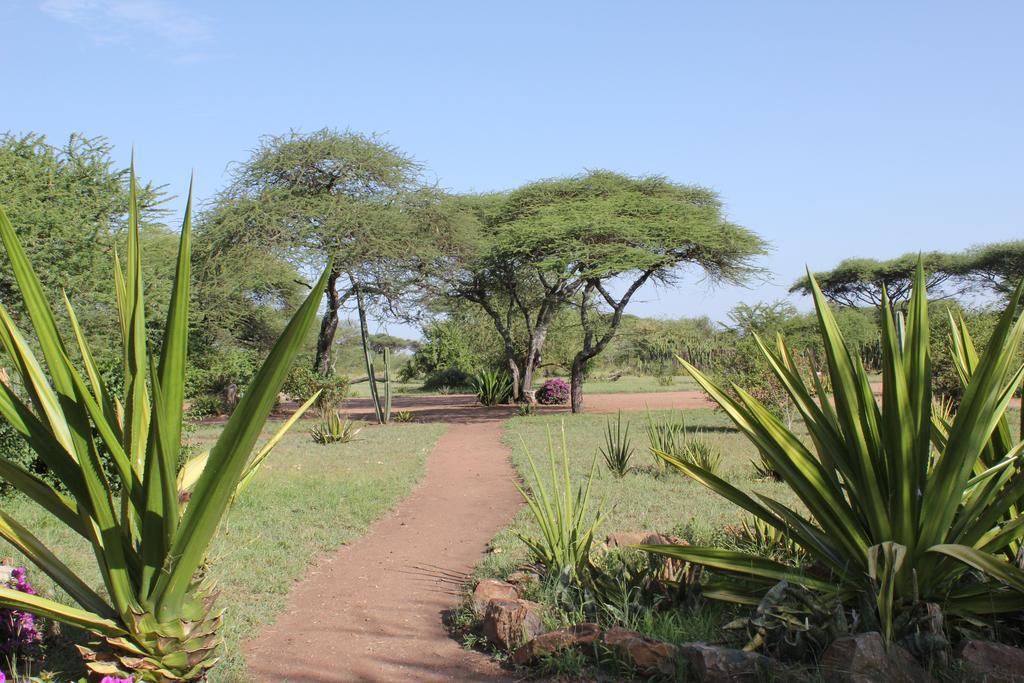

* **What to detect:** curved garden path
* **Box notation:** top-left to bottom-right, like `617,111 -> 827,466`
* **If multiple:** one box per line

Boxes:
243,391 -> 714,681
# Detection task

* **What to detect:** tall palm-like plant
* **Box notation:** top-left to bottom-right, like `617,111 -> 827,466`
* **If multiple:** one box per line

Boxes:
643,265 -> 1024,633
0,169 -> 331,681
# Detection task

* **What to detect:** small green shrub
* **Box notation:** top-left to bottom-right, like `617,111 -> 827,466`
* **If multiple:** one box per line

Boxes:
393,410 -> 414,423
310,412 -> 362,444
0,419 -> 43,495
472,369 -> 512,406
423,367 -> 472,392
282,366 -> 349,412
187,393 -> 225,418
185,347 -> 260,398
600,412 -> 634,477
517,402 -> 537,417
315,374 -> 349,412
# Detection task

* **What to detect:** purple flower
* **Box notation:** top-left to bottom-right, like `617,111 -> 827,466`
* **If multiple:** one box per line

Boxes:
536,378 -> 570,405
0,566 -> 40,657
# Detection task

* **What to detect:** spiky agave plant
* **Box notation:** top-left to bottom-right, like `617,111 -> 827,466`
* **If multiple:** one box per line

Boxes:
471,369 -> 512,407
0,170 -> 331,681
642,264 -> 1024,635
310,411 -> 362,444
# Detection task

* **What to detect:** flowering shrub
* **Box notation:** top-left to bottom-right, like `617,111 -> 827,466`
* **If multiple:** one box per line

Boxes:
536,378 -> 570,405
0,567 -> 40,657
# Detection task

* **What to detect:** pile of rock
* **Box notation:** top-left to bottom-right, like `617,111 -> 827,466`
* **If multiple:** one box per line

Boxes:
473,577 -> 1024,681
473,578 -> 773,681
511,621 -> 774,681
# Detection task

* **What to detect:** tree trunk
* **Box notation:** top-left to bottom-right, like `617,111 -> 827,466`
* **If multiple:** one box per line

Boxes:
570,357 -> 586,413
506,358 -> 522,402
314,269 -> 342,375
519,326 -> 549,403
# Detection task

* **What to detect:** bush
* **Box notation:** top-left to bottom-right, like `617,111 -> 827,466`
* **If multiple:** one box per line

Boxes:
0,566 -> 41,659
536,378 -> 570,405
185,347 -> 261,397
315,374 -> 349,411
0,420 -> 42,491
281,366 -> 349,411
423,367 -> 472,392
281,365 -> 322,401
187,393 -> 225,418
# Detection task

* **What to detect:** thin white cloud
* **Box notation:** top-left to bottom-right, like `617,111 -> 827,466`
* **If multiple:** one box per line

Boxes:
40,0 -> 212,49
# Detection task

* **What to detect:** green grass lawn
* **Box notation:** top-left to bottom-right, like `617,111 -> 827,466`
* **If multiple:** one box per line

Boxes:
476,407 -> 804,581
0,420 -> 445,682
571,373 -> 700,394
345,379 -> 436,398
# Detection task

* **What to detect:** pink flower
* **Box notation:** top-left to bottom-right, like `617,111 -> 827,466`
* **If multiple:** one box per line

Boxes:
99,677 -> 133,683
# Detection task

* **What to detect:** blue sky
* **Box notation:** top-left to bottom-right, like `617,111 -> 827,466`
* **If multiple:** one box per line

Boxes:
2,1 -> 1022,336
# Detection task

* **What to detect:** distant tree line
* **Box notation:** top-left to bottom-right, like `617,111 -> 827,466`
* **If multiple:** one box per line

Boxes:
1,129 -> 1020,417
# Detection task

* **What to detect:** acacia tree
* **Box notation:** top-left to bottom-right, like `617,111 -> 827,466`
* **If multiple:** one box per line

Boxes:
963,241 -> 1024,300
0,133 -> 166,358
443,171 -> 766,410
203,129 -> 438,375
789,252 -> 972,307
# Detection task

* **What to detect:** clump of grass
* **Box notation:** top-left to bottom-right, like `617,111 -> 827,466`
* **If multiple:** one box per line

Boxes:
645,411 -> 686,473
646,412 -> 721,476
517,402 -> 537,417
679,432 -> 721,476
393,410 -> 414,423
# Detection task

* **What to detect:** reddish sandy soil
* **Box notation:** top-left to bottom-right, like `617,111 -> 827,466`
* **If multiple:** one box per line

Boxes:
243,402 -> 522,682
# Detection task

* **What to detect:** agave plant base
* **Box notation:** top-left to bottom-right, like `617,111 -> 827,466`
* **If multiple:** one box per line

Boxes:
78,588 -> 222,682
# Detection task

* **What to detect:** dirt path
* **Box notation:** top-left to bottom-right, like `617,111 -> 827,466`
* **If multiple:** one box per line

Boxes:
244,407 -> 522,682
